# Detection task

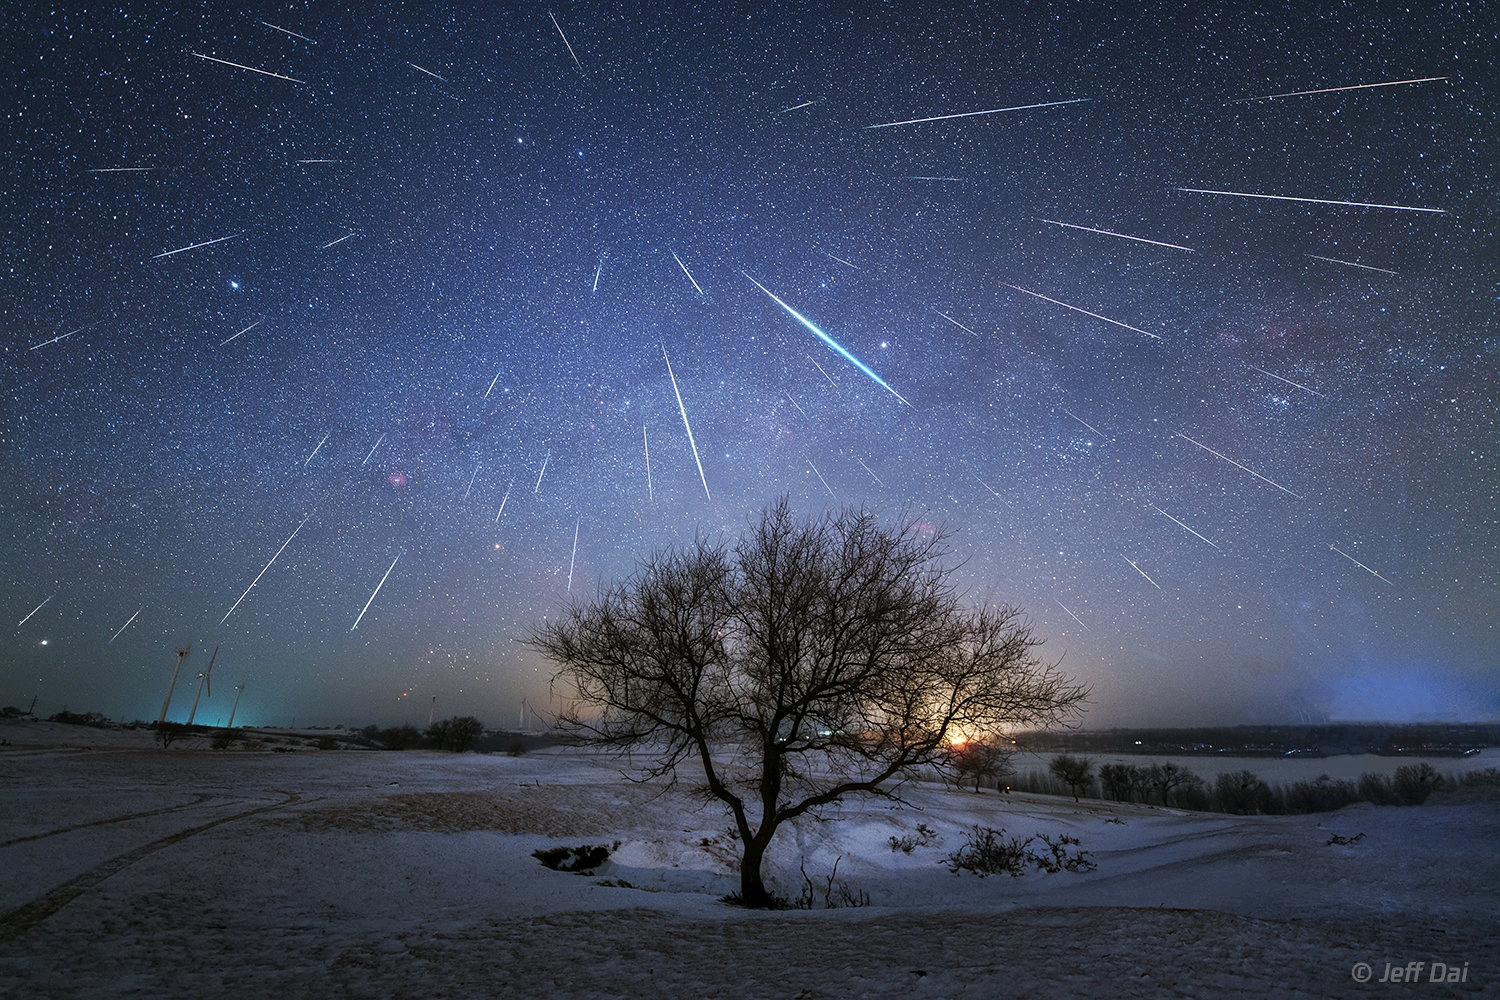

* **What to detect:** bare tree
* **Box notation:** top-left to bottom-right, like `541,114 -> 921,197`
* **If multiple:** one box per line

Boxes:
1048,753 -> 1095,802
528,499 -> 1088,907
427,715 -> 484,752
1214,769 -> 1272,814
950,740 -> 1016,793
1146,762 -> 1201,807
1099,762 -> 1136,802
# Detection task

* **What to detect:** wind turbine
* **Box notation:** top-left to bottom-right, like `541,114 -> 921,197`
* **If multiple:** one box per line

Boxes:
186,646 -> 218,726
226,684 -> 245,728
157,645 -> 190,724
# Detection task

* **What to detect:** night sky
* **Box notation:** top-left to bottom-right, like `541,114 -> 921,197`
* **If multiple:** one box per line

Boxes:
4,3 -> 1495,729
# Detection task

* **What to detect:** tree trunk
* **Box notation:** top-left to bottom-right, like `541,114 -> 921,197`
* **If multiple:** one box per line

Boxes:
737,830 -> 776,907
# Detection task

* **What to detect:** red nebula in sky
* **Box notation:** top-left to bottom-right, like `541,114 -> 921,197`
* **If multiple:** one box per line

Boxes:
388,471 -> 408,487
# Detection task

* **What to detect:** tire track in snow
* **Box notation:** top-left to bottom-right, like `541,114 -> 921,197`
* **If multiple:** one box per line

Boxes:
0,791 -> 301,940
0,792 -> 217,848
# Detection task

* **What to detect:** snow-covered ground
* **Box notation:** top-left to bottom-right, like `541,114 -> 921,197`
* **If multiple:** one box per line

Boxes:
1,719 -> 1495,998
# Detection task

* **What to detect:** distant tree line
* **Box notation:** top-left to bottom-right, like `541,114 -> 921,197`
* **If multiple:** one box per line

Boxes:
359,716 -> 485,752
1004,754 -> 1498,814
47,710 -> 113,728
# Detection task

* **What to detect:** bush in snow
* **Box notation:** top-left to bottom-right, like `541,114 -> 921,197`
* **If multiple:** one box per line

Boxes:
1393,763 -> 1443,805
793,856 -> 869,909
888,823 -> 938,854
944,826 -> 1096,877
944,827 -> 1036,877
1029,833 -> 1097,873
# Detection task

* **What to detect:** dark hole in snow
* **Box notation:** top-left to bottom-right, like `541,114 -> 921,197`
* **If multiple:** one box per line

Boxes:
532,843 -> 615,874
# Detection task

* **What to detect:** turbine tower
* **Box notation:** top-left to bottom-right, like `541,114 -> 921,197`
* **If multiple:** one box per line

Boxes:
157,645 -> 190,724
186,645 -> 218,726
226,684 -> 245,728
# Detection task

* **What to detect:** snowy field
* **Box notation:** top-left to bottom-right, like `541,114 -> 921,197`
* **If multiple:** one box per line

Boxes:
1,720 -> 1495,999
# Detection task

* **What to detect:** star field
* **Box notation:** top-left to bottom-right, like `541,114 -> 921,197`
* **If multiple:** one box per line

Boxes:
3,2 -> 1495,727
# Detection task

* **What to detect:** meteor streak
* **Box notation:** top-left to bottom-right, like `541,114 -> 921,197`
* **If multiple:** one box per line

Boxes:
643,424 -> 653,501
1305,254 -> 1397,275
260,20 -> 316,43
190,52 -> 305,83
320,232 -> 355,249
1229,75 -> 1447,103
865,97 -> 1089,129
29,332 -> 74,350
807,460 -> 835,498
857,458 -> 884,486
496,480 -> 514,521
304,432 -> 329,466
406,62 -> 446,82
220,317 -> 263,346
1330,544 -> 1393,584
786,394 -> 807,417
934,310 -> 979,336
352,553 -> 401,630
18,595 -> 52,627
1001,283 -> 1161,340
1061,408 -> 1110,440
809,358 -> 838,387
567,515 -> 581,593
1173,187 -> 1445,214
1174,432 -> 1303,499
592,261 -> 602,291
1055,599 -> 1088,630
484,368 -> 503,399
1149,503 -> 1220,549
780,100 -> 814,112
1247,365 -> 1326,399
663,346 -> 712,500
534,451 -> 550,493
824,253 -> 859,270
1037,218 -> 1196,253
222,515 -> 311,624
672,252 -> 705,295
88,166 -> 158,173
151,233 -> 241,259
1122,554 -> 1162,590
743,273 -> 911,406
464,464 -> 480,500
549,10 -> 586,74
28,322 -> 97,350
108,607 -> 142,644
362,433 -> 385,465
